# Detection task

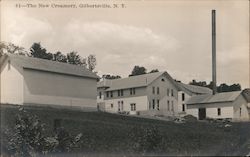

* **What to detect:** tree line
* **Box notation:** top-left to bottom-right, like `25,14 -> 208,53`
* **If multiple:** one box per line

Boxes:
0,42 -> 241,92
104,66 -> 241,92
0,42 -> 97,71
189,79 -> 241,93
102,65 -> 159,79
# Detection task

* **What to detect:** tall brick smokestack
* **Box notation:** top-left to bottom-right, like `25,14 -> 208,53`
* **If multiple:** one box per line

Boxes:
212,10 -> 217,95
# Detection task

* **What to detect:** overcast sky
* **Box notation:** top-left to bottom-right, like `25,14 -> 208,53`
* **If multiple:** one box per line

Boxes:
1,0 -> 249,88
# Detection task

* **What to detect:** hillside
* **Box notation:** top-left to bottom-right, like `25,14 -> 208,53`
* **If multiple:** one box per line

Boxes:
1,104 -> 250,156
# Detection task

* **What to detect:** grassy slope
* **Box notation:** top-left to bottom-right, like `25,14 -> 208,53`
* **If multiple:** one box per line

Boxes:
1,104 -> 250,156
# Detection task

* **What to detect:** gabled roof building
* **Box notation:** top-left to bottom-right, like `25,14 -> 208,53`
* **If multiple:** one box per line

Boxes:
97,71 -> 211,116
186,90 -> 250,121
0,53 -> 99,111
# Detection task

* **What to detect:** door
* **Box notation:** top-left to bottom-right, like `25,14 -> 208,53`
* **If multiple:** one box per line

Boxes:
198,108 -> 206,120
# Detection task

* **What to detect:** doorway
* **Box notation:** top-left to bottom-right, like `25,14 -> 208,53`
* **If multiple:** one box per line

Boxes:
198,108 -> 206,120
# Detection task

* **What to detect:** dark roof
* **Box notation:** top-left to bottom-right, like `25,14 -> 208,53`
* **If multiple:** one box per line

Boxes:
177,82 -> 212,95
187,91 -> 242,105
2,53 -> 99,79
98,71 -> 180,91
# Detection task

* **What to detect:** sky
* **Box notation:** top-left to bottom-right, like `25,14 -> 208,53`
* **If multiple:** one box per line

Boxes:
1,0 -> 249,88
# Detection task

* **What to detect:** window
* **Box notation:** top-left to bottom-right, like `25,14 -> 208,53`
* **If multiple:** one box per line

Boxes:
152,99 -> 155,109
240,107 -> 242,117
121,101 -> 124,111
99,92 -> 102,99
118,90 -> 123,96
161,78 -> 165,82
182,104 -> 185,112
157,87 -> 160,95
157,99 -> 160,110
130,88 -> 135,95
130,88 -> 136,95
171,89 -> 174,97
217,108 -> 221,116
118,101 -> 121,111
171,101 -> 174,111
111,104 -> 113,108
131,103 -> 136,111
182,93 -> 185,101
110,91 -> 113,97
152,87 -> 155,94
167,101 -> 170,111
106,91 -> 109,98
167,89 -> 170,96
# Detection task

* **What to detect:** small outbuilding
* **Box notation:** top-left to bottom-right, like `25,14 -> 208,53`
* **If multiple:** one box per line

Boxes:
186,90 -> 250,121
0,53 -> 99,111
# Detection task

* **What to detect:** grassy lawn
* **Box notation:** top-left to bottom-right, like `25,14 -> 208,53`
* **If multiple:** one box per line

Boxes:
1,104 -> 250,156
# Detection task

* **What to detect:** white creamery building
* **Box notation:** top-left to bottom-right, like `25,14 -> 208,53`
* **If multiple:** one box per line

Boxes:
97,71 -> 212,116
0,53 -> 99,111
186,89 -> 250,121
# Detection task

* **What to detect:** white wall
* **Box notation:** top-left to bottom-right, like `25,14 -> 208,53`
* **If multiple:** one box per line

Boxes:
186,106 -> 234,119
186,108 -> 198,118
234,104 -> 249,121
147,74 -> 179,116
23,69 -> 97,109
206,106 -> 234,119
177,91 -> 191,115
0,60 -> 23,104
104,96 -> 148,114
160,95 -> 178,116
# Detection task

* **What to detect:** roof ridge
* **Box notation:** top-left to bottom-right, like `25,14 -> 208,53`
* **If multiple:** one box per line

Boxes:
8,53 -> 91,71
102,71 -> 164,82
6,53 -> 98,79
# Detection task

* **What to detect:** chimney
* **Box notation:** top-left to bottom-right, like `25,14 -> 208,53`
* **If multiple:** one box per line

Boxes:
212,10 -> 217,95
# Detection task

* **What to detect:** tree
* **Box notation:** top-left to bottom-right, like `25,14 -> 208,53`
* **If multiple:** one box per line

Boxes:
149,69 -> 159,73
189,80 -> 241,93
0,42 -> 6,57
189,80 -> 207,87
30,43 -> 53,60
102,74 -> 121,80
217,83 -> 241,93
66,51 -> 82,65
53,51 -> 67,63
6,43 -> 26,55
87,54 -> 97,71
81,58 -> 87,68
0,42 -> 27,56
129,66 -> 147,77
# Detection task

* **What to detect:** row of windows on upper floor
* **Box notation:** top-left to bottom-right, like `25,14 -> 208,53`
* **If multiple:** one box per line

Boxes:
99,88 -> 136,98
100,87 -> 177,99
151,86 -> 176,97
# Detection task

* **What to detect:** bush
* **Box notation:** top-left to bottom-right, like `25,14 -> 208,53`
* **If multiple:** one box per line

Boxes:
128,125 -> 162,153
183,115 -> 197,122
3,107 -> 82,157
